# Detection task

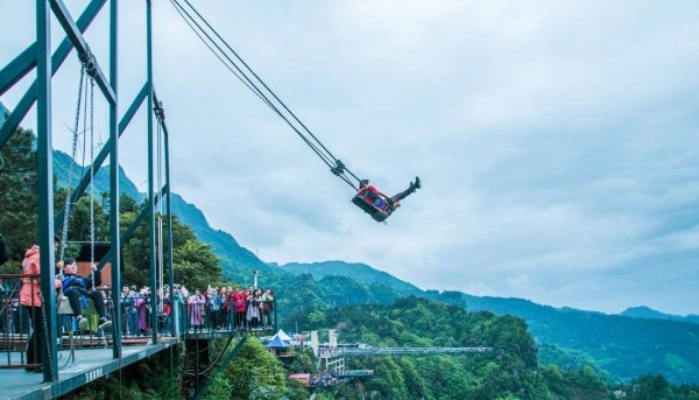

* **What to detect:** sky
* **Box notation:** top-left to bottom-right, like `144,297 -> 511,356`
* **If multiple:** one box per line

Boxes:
2,1 -> 698,316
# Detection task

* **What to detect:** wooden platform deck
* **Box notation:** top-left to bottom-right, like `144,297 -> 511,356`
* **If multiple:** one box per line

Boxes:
0,341 -> 176,400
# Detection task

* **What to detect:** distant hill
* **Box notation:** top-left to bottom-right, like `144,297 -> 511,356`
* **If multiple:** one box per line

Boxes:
620,306 -> 699,325
168,193 -> 288,285
53,150 -> 141,201
455,292 -> 699,384
280,261 -> 423,298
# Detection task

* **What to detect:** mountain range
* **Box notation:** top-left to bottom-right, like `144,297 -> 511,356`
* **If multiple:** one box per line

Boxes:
49,143 -> 699,385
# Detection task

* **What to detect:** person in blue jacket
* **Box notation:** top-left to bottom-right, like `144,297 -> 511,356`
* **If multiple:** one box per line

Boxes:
61,258 -> 112,330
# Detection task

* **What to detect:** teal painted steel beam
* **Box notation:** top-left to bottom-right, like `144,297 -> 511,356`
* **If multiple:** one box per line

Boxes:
49,0 -> 116,104
0,47 -> 35,96
0,86 -> 41,149
156,91 -> 176,339
0,0 -> 105,97
0,0 -> 106,150
54,82 -> 148,229
108,0 -> 122,360
51,342 -> 175,397
0,0 -> 106,149
35,0 -> 59,383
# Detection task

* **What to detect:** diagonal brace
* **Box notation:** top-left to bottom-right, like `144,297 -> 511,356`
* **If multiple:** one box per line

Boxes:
0,0 -> 107,150
50,0 -> 116,104
0,0 -> 106,96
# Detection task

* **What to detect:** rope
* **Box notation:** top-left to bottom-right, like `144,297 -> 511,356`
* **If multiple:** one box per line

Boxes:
182,0 -> 342,162
59,64 -> 86,261
170,0 -> 361,191
168,0 -> 337,168
89,75 -> 96,288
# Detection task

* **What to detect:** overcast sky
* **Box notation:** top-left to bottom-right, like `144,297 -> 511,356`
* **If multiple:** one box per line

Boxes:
2,1 -> 698,316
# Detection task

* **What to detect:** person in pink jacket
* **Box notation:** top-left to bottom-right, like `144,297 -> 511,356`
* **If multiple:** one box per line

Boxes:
20,244 -> 61,373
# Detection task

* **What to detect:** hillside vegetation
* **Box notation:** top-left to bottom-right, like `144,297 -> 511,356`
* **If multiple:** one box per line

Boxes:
282,263 -> 699,385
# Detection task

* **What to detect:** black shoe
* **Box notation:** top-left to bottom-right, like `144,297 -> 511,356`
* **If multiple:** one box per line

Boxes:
98,317 -> 112,330
415,176 -> 421,189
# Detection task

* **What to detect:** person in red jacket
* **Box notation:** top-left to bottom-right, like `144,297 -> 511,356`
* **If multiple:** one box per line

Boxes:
357,177 -> 421,211
20,243 -> 62,373
233,288 -> 247,330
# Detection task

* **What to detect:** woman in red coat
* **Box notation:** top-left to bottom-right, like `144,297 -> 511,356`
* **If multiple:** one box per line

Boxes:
20,244 -> 61,372
232,288 -> 247,330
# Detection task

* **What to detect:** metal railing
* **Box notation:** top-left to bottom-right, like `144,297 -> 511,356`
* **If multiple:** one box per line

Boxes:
116,297 -> 278,339
0,276 -> 31,368
0,274 -> 118,370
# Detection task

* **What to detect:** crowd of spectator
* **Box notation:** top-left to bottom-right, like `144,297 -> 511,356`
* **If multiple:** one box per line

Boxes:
118,284 -> 276,336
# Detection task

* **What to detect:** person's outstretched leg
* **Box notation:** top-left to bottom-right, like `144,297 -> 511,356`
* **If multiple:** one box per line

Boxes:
390,177 -> 421,204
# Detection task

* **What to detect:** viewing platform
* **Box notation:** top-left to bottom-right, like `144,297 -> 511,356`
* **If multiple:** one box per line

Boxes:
0,342 -> 174,400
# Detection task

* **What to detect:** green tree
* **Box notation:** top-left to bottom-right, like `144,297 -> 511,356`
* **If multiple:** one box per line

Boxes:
0,126 -> 38,264
224,339 -> 288,400
119,197 -> 222,290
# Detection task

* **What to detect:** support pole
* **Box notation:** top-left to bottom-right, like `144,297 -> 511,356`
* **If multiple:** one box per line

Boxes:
147,0 -> 158,345
109,0 -> 122,359
164,107 -> 176,342
36,0 -> 58,382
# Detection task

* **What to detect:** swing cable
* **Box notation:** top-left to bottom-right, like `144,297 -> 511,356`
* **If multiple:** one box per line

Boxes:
58,63 -> 86,263
169,0 -> 362,190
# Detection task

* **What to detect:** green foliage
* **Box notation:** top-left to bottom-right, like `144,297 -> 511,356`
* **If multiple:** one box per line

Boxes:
609,374 -> 699,400
202,372 -> 233,400
283,347 -> 318,374
463,295 -> 699,385
0,125 -> 38,262
285,378 -> 310,400
223,339 -> 289,400
289,297 -> 611,400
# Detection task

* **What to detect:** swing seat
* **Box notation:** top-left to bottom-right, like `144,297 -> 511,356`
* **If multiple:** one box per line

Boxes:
58,296 -> 100,333
57,295 -> 109,355
352,195 -> 391,222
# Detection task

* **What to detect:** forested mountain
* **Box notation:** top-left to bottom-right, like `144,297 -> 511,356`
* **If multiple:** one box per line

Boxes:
53,150 -> 141,201
280,262 -> 699,385
168,193 -> 282,284
295,297 -> 611,400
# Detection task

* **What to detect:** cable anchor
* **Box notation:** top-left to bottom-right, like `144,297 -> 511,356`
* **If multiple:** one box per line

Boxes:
330,159 -> 346,176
